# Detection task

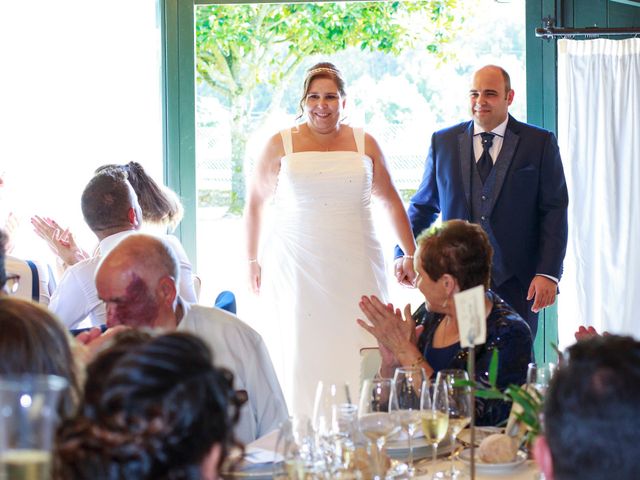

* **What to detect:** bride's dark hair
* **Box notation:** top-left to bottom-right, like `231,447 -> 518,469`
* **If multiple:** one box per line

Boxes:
55,332 -> 244,480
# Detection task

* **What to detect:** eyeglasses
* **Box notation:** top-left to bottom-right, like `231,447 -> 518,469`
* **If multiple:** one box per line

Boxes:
5,274 -> 20,294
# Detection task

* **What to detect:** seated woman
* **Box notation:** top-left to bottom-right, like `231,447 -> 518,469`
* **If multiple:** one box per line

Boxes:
358,219 -> 532,426
56,331 -> 243,480
0,297 -> 81,418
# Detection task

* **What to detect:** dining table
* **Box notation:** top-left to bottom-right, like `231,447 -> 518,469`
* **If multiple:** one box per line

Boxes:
224,428 -> 542,479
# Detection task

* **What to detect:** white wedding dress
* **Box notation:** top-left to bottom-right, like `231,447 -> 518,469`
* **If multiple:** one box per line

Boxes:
259,127 -> 388,416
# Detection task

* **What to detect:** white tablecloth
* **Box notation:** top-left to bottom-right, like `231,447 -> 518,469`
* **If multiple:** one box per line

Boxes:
415,457 -> 539,479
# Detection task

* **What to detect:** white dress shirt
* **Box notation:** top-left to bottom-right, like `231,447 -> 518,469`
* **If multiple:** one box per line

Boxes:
177,300 -> 289,444
49,231 -> 197,329
473,116 -> 508,164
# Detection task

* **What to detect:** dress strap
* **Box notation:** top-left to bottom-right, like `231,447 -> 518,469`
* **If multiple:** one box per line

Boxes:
353,127 -> 365,155
280,128 -> 293,156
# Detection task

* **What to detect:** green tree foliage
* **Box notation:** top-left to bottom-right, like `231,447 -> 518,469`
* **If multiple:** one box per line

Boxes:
196,1 -> 463,214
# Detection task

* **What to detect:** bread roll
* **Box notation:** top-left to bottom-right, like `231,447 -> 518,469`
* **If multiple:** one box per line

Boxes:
478,433 -> 517,463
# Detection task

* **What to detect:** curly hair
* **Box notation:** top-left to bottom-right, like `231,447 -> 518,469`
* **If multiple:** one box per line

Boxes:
0,297 -> 80,417
95,162 -> 184,231
56,332 -> 244,480
417,219 -> 493,291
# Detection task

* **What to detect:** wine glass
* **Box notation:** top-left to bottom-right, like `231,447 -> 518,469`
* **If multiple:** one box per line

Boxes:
420,378 -> 449,480
435,369 -> 472,479
358,378 -> 401,480
312,381 -> 357,474
527,362 -> 557,395
389,367 -> 429,477
273,415 -> 319,479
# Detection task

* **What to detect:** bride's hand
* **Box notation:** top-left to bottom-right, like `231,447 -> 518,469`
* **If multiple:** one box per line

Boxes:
394,256 -> 416,287
248,261 -> 261,295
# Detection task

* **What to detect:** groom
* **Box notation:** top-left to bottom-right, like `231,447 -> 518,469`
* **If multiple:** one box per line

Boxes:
397,65 -> 568,336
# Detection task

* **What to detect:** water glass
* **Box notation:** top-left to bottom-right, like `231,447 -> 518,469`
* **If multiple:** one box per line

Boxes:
0,374 -> 68,480
312,381 -> 357,475
273,415 -> 320,479
527,362 -> 556,395
358,378 -> 400,480
389,367 -> 428,477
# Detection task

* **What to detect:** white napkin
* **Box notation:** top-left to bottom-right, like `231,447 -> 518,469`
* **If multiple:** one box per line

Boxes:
244,428 -> 283,464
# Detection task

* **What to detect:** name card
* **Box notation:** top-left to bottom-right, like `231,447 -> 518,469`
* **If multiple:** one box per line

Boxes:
454,285 -> 486,347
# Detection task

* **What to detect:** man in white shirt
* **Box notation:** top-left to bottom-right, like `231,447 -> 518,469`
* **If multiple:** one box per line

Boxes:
93,233 -> 288,444
49,170 -> 196,329
49,169 -> 143,329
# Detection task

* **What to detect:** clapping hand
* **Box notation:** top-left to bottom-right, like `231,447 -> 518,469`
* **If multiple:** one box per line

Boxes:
31,215 -> 88,266
357,295 -> 424,377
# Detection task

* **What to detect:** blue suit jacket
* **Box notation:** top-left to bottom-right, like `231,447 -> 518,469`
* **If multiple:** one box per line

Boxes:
402,115 -> 568,288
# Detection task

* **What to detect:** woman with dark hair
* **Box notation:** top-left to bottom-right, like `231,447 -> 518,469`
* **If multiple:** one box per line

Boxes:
358,219 -> 532,425
95,162 -> 184,231
31,161 -> 184,265
31,163 -> 197,304
245,62 -> 417,414
56,331 -> 243,480
0,297 -> 81,418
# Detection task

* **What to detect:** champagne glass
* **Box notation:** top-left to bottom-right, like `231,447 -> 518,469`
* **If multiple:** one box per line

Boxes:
435,369 -> 472,479
312,381 -> 356,474
389,367 -> 428,477
420,378 -> 449,480
358,378 -> 401,480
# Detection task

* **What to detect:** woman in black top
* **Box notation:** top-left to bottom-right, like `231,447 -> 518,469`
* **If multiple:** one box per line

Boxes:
358,219 -> 532,425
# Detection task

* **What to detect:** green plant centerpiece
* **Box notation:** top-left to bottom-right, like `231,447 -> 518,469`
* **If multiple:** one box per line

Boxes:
457,350 -> 544,448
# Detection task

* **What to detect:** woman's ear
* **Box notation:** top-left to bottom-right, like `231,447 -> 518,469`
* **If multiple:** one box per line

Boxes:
200,443 -> 222,480
441,273 -> 458,294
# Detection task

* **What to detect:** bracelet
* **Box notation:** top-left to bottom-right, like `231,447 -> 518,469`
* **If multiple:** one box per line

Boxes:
403,255 -> 414,260
409,354 -> 425,369
248,258 -> 258,264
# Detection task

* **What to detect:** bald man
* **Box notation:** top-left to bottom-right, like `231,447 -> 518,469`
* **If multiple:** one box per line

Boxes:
396,65 -> 568,336
94,233 -> 288,444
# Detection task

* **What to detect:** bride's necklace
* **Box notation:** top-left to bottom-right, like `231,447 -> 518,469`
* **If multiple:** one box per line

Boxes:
307,125 -> 340,152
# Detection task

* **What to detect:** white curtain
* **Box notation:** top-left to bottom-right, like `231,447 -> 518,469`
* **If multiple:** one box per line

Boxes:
557,38 -> 640,344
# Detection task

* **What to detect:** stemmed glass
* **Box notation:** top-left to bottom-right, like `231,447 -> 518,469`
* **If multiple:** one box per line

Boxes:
358,378 -> 401,480
312,381 -> 357,474
527,362 -> 556,395
389,367 -> 429,477
435,369 -> 472,479
420,378 -> 449,480
274,415 -> 319,479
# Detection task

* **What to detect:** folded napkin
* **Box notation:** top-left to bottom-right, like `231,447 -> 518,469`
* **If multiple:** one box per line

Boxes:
244,429 -> 283,464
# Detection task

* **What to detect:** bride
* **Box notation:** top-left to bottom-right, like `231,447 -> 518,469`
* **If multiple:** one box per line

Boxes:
244,62 -> 416,414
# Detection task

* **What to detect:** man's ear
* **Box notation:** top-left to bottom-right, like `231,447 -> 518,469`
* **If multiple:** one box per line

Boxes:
156,276 -> 177,307
507,89 -> 515,106
533,435 -> 555,480
127,207 -> 140,227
